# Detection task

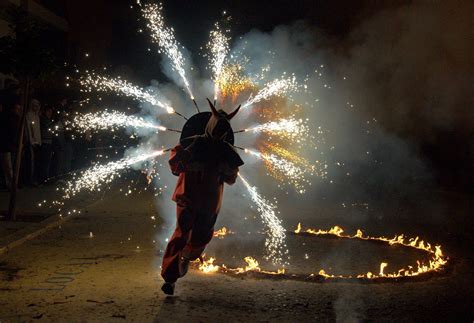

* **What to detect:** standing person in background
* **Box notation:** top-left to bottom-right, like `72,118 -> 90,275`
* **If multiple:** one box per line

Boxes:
39,105 -> 54,184
62,110 -> 74,174
52,96 -> 74,176
24,99 -> 42,186
51,98 -> 66,177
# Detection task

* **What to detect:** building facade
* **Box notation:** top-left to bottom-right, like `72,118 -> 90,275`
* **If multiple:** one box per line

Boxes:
0,0 -> 68,88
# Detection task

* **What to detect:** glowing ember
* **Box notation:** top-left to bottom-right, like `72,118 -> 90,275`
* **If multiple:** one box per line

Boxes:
81,73 -> 175,114
238,174 -> 288,265
142,3 -> 194,99
69,110 -> 166,133
242,75 -> 299,109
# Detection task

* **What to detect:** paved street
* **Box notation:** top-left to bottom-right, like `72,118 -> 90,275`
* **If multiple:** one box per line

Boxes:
0,182 -> 473,322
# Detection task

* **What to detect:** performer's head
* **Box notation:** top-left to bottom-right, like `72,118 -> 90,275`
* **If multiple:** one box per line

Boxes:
205,98 -> 240,141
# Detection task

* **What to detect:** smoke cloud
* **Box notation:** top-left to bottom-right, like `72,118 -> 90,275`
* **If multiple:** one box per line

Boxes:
121,1 -> 473,262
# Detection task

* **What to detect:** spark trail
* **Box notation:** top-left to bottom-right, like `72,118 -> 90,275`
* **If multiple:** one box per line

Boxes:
142,3 -> 194,99
70,110 -> 167,133
245,148 -> 314,193
242,75 -> 299,109
239,174 -> 288,265
81,74 -> 175,114
208,23 -> 230,101
61,150 -> 165,201
237,117 -> 310,141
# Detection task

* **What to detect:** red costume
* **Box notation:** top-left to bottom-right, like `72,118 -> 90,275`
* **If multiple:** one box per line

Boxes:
161,101 -> 243,284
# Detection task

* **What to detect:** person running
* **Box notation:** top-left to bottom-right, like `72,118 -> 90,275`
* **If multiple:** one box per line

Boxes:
161,99 -> 243,295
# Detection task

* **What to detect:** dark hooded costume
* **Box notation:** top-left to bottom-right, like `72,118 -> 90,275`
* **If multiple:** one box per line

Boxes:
161,100 -> 244,284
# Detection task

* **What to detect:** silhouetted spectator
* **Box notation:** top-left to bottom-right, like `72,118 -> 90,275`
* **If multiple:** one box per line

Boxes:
24,99 -> 42,185
51,98 -> 68,176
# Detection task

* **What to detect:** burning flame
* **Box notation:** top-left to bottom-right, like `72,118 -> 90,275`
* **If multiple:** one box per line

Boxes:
198,257 -> 219,273
213,227 -> 234,238
198,256 -> 285,276
197,223 -> 448,281
295,223 -> 448,280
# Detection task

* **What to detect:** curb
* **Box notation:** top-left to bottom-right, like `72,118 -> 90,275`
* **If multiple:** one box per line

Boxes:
0,212 -> 75,255
0,188 -> 129,256
0,195 -> 109,256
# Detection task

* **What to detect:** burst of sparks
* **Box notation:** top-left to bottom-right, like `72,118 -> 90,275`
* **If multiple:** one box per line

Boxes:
242,75 -> 299,109
238,174 -> 288,265
81,73 -> 175,114
70,110 -> 166,133
208,23 -> 230,101
217,64 -> 255,102
142,4 -> 194,99
245,148 -> 314,193
242,117 -> 310,141
61,150 -> 165,201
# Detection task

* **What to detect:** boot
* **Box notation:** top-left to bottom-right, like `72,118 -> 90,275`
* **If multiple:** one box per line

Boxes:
161,282 -> 175,295
179,255 -> 190,277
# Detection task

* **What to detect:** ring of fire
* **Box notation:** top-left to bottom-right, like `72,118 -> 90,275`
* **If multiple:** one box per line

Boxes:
195,224 -> 449,282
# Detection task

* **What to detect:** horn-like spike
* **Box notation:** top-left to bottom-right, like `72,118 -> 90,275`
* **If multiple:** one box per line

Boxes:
227,104 -> 241,120
207,98 -> 218,116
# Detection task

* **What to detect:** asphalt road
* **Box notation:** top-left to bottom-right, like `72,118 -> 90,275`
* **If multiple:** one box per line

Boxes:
0,183 -> 473,322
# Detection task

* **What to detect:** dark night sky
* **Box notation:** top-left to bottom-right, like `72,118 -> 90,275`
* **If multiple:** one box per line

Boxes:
63,0 -> 473,188
65,0 -> 406,82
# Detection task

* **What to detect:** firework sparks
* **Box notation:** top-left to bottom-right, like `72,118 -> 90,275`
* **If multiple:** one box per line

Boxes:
70,110 -> 167,133
61,150 -> 165,201
238,117 -> 310,142
238,174 -> 288,265
208,23 -> 230,101
217,64 -> 255,102
245,148 -> 315,193
81,73 -> 175,114
142,4 -> 194,99
242,75 -> 299,109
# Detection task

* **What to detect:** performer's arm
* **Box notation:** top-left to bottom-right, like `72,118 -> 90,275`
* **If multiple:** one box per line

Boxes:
222,166 -> 239,185
169,145 -> 191,176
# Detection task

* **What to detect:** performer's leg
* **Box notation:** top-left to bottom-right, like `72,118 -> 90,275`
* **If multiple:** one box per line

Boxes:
185,213 -> 218,260
161,205 -> 195,283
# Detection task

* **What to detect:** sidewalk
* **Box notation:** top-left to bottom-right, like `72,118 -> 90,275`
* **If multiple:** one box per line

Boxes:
0,184 -> 67,255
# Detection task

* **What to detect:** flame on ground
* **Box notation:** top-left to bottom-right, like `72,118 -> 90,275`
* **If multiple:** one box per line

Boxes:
198,256 -> 285,276
213,227 -> 234,238
196,223 -> 448,281
294,223 -> 448,280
